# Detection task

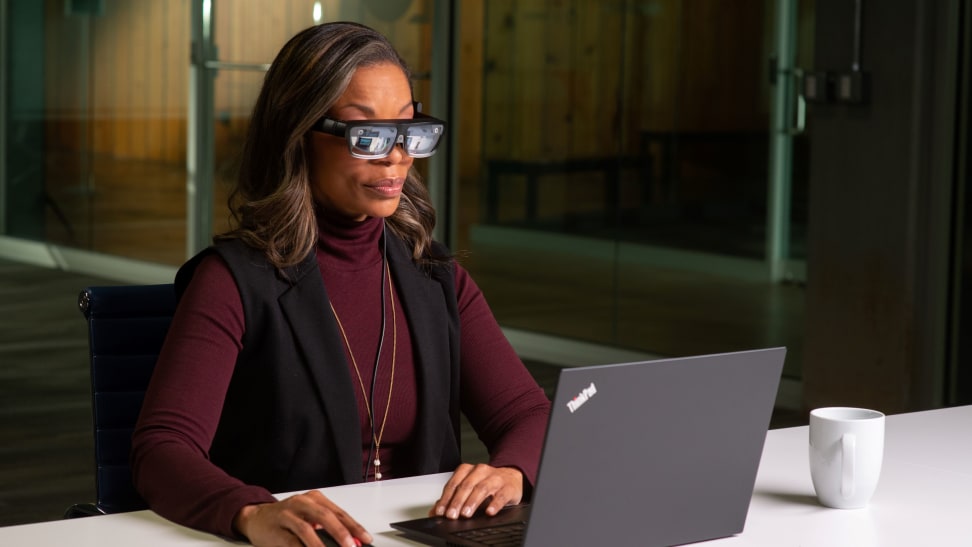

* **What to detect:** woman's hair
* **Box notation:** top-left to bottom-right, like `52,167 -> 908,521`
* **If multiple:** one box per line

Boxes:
218,22 -> 439,270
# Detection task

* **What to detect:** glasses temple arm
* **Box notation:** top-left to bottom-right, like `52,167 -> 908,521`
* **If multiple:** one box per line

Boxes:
316,118 -> 346,136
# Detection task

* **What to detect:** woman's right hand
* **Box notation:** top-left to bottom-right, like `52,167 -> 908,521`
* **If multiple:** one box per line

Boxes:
233,490 -> 372,547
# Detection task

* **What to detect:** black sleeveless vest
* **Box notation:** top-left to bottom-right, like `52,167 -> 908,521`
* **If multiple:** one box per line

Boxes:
174,235 -> 461,493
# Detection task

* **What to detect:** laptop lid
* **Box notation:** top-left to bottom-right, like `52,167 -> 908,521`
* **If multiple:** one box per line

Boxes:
391,347 -> 786,546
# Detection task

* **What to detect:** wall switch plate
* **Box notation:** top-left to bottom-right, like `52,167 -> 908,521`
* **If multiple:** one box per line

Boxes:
803,71 -> 833,103
836,71 -> 869,104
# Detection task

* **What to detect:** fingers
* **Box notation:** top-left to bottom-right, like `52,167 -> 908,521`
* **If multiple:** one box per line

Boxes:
235,491 -> 372,547
298,491 -> 373,547
430,463 -> 524,520
431,463 -> 474,517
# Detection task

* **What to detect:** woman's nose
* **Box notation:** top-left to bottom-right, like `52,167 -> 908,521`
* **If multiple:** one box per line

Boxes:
375,141 -> 412,165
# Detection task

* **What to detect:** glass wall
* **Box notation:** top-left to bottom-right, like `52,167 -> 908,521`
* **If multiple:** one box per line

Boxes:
453,0 -> 809,379
2,0 -> 808,388
6,0 -> 190,265
1,0 -> 438,267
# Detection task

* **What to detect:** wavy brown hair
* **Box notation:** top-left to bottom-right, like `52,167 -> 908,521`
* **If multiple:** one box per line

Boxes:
218,22 -> 440,270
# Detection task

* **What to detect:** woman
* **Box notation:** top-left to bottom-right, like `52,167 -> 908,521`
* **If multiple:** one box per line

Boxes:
131,22 -> 551,547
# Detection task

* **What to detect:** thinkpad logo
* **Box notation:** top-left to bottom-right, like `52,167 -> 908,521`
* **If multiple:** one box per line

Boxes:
566,382 -> 597,413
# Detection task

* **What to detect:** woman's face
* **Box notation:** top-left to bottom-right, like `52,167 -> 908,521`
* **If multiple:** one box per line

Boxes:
307,63 -> 415,221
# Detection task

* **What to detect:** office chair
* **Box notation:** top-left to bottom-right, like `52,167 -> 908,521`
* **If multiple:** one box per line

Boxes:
64,284 -> 176,517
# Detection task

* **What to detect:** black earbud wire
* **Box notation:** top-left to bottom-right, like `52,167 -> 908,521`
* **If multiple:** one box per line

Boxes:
364,221 -> 388,480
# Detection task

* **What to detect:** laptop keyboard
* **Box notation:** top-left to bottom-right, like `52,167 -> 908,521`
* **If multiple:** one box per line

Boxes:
452,521 -> 526,546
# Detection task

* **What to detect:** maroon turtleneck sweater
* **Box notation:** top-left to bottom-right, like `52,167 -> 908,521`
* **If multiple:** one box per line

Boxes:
132,215 -> 551,538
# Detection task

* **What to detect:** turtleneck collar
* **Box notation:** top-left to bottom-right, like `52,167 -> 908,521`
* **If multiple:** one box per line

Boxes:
316,211 -> 385,270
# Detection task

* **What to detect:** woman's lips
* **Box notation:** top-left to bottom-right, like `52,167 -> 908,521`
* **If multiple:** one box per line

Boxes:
365,177 -> 405,197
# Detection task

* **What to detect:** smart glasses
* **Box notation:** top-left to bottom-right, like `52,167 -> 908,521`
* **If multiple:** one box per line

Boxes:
312,110 -> 446,159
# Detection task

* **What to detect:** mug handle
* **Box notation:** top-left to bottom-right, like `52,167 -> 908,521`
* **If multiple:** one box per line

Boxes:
841,433 -> 856,498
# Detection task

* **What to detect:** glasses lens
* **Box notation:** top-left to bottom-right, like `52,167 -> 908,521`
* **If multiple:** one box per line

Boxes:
404,123 -> 444,158
349,126 -> 397,158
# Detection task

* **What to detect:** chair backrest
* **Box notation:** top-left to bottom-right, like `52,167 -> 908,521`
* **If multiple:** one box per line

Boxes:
78,284 -> 176,514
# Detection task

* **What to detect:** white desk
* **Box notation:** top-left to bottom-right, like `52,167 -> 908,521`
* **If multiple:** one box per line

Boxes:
2,406 -> 970,546
738,406 -> 972,546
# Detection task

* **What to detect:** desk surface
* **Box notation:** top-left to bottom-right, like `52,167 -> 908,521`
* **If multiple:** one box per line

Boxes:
2,406 -> 970,546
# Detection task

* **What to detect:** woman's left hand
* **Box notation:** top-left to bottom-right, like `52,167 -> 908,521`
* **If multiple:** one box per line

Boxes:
429,463 -> 524,519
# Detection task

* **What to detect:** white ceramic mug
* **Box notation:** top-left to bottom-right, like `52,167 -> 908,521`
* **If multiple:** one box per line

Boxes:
809,407 -> 885,509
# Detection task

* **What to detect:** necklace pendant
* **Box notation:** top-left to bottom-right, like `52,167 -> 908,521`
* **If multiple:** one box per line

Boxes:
375,471 -> 382,480
374,457 -> 381,467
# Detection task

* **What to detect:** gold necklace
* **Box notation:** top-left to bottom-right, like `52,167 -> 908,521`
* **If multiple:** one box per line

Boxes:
329,263 -> 397,481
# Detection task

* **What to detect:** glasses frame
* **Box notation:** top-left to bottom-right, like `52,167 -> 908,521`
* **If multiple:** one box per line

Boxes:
312,107 -> 447,159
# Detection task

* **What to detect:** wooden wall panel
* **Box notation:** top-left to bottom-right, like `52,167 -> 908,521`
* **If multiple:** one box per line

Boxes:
570,2 -> 622,158
143,0 -> 165,161
482,0 -> 650,161
539,0 -> 571,158
639,1 -> 679,132
163,2 -> 190,163
478,0 -> 768,159
455,0 -> 485,244
456,0 -> 484,175
43,0 -> 190,163
520,0 -> 551,160
675,0 -> 767,131
111,0 -> 134,159
482,0 -> 516,158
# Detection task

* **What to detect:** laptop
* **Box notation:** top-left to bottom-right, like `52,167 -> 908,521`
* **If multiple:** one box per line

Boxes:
391,347 -> 785,546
